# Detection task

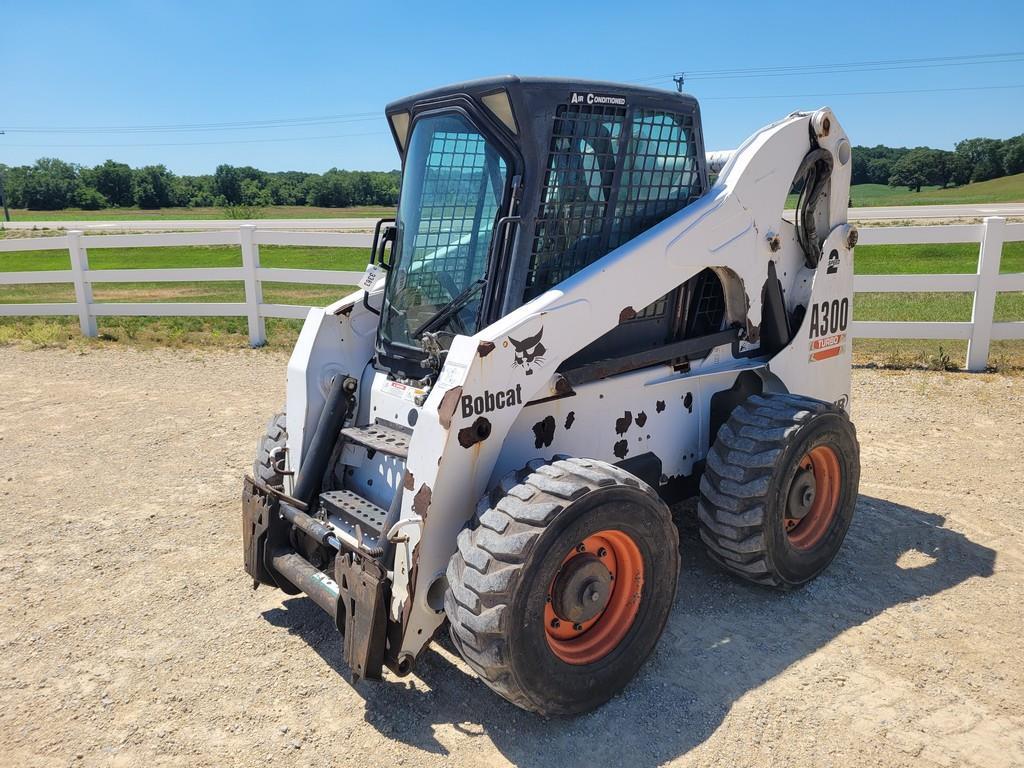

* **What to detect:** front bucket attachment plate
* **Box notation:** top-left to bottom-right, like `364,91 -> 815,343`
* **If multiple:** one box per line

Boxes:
336,552 -> 388,682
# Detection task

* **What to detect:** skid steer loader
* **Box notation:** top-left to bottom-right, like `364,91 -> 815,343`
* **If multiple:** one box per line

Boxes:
242,76 -> 860,715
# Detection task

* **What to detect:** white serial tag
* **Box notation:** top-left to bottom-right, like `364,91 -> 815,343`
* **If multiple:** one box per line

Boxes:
359,264 -> 383,291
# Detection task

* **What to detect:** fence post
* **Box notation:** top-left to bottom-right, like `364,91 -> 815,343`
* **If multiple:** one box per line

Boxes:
966,216 -> 1005,372
67,230 -> 97,337
240,224 -> 266,346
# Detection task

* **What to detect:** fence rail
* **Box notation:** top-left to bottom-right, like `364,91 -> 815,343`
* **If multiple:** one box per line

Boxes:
0,225 -> 370,345
1,218 -> 1021,370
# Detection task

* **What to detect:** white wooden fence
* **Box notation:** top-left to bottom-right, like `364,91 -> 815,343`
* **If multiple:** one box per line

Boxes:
0,225 -> 370,346
1,218 -> 1022,371
853,216 -> 1023,370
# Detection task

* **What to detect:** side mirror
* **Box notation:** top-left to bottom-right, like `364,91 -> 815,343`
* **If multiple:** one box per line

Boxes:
370,218 -> 397,270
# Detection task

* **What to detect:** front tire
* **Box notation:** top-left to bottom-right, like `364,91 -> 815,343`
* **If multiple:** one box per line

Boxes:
253,410 -> 288,488
698,393 -> 860,588
444,458 -> 679,716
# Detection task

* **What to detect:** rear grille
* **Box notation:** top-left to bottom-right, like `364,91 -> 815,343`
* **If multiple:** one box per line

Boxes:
525,104 -> 703,301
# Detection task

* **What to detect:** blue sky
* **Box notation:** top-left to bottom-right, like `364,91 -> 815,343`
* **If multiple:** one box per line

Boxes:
4,0 -> 1023,174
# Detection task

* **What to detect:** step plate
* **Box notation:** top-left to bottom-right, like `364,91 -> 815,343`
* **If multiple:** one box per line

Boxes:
320,489 -> 388,555
340,422 -> 411,459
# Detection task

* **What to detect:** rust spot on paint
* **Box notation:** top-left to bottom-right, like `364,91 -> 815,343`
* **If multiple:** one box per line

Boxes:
533,416 -> 556,449
412,483 -> 432,519
615,411 -> 633,436
564,411 -> 576,430
619,306 -> 637,323
554,375 -> 575,396
437,386 -> 463,430
403,470 -> 415,491
402,554 -> 420,629
458,416 -> 492,448
613,439 -> 629,459
636,411 -> 648,428
477,340 -> 495,358
656,400 -> 666,413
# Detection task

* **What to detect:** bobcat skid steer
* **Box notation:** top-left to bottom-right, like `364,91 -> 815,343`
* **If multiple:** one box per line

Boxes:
242,76 -> 860,715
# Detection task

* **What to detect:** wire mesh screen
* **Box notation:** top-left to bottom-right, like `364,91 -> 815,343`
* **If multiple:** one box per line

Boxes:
525,103 -> 626,298
685,269 -> 726,337
525,105 -> 702,303
407,129 -> 506,304
382,112 -> 508,349
611,110 -> 701,250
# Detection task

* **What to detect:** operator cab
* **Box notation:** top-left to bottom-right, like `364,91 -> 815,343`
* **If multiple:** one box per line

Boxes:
374,76 -> 714,381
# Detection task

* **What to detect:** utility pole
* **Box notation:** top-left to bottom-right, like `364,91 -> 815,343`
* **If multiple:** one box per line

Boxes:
673,73 -> 685,93
0,130 -> 9,222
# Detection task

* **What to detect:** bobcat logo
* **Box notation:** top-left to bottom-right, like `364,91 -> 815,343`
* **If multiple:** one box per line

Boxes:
508,327 -> 547,376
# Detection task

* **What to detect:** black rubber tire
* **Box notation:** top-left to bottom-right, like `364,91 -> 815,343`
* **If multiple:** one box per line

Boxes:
444,457 -> 679,716
253,410 -> 288,489
698,393 -> 860,588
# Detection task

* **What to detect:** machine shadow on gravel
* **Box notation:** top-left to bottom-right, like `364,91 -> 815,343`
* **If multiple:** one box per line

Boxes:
261,494 -> 995,765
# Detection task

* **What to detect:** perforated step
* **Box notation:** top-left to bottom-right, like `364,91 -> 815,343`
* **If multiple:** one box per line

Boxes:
340,422 -> 411,459
320,489 -> 388,555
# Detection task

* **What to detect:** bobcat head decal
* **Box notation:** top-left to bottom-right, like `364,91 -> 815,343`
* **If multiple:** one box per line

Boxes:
507,327 -> 547,376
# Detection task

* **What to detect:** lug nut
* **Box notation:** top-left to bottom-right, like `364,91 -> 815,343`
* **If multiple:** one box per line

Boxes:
550,618 -> 560,629
575,543 -> 586,553
573,623 -> 583,631
597,547 -> 608,558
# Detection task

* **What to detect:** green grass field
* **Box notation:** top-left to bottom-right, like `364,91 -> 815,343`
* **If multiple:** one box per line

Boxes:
848,172 -> 1024,207
0,241 -> 1021,368
790,172 -> 1024,209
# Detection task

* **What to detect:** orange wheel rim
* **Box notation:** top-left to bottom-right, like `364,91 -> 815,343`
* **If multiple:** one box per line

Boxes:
544,530 -> 644,665
784,445 -> 841,549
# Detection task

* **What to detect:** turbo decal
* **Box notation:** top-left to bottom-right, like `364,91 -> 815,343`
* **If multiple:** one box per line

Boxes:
810,333 -> 846,362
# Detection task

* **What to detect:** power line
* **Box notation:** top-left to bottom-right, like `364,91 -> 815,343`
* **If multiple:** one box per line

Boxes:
1,131 -> 387,148
0,112 -> 381,134
7,50 -> 1021,138
631,51 -> 1024,84
699,83 -> 1024,100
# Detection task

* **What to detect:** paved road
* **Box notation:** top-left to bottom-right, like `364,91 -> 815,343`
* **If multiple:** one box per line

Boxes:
848,202 -> 1024,221
2,203 -> 1022,232
0,217 -> 378,232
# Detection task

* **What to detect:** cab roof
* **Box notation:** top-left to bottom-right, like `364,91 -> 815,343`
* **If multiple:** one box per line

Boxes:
384,75 -> 698,116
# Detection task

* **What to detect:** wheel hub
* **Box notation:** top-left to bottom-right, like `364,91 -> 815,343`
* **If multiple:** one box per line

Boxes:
551,554 -> 612,623
784,447 -> 842,547
785,466 -> 817,527
544,530 -> 645,665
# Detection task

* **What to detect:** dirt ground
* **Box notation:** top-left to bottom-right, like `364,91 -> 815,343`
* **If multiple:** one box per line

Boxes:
0,347 -> 1021,768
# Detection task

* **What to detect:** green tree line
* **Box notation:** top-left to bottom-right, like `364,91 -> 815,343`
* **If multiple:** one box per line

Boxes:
0,160 -> 400,210
852,134 -> 1024,191
2,132 -> 1022,210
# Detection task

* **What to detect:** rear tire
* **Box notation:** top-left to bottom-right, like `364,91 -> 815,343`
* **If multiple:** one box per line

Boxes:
253,410 -> 288,488
698,393 -> 860,588
444,457 -> 679,715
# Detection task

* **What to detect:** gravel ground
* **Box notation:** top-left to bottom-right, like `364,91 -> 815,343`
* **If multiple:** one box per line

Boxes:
0,347 -> 1021,768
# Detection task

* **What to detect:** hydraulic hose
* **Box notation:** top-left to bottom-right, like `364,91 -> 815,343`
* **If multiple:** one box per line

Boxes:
291,375 -> 356,508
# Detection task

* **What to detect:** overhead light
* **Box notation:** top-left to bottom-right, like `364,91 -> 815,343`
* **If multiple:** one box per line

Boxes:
390,111 -> 411,150
481,91 -> 517,135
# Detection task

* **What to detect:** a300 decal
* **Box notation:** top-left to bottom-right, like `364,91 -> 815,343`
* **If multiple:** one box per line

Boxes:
808,298 -> 850,339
